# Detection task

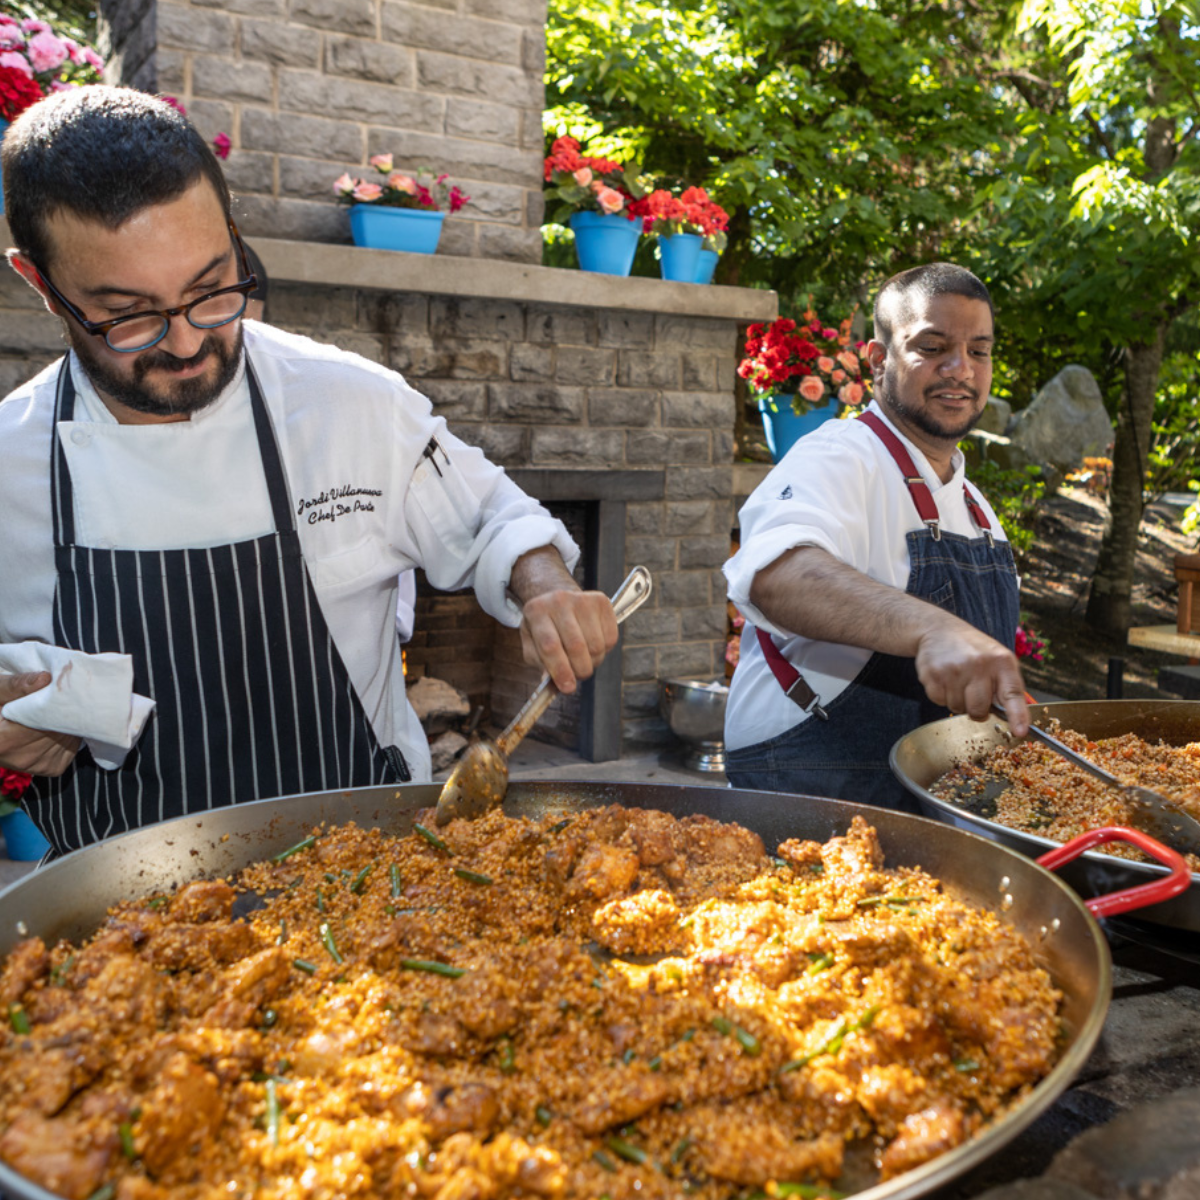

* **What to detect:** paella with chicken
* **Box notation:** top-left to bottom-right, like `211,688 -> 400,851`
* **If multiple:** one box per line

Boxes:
0,806 -> 1063,1200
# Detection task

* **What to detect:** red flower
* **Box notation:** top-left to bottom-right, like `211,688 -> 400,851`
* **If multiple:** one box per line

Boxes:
212,131 -> 231,160
0,63 -> 42,120
0,768 -> 32,798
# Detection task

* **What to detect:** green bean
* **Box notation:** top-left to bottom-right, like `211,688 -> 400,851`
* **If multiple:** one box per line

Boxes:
275,920 -> 288,946
622,1048 -> 637,1065
319,922 -> 344,964
535,1105 -> 553,1128
413,823 -> 452,854
454,867 -> 494,886
548,818 -> 573,834
261,1008 -> 278,1028
272,835 -> 316,863
399,958 -> 465,978
315,887 -> 326,913
806,951 -> 835,973
954,1057 -> 981,1072
50,955 -> 75,986
711,1015 -> 733,1036
350,864 -> 374,895
771,1183 -> 846,1199
265,1078 -> 280,1147
390,863 -> 403,898
670,1137 -> 693,1164
86,1186 -> 115,1200
711,1015 -> 760,1055
648,1055 -> 662,1072
498,1038 -> 516,1073
592,1149 -> 617,1173
8,1004 -> 31,1035
118,1121 -> 136,1159
606,1135 -> 649,1165
292,958 -> 318,975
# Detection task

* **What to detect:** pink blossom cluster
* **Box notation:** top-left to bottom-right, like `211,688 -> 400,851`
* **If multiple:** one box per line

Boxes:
333,156 -> 469,213
1014,623 -> 1047,663
0,14 -> 103,111
543,136 -> 639,220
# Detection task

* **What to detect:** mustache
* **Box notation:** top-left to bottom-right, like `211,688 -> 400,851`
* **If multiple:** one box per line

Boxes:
136,341 -> 214,376
924,382 -> 979,401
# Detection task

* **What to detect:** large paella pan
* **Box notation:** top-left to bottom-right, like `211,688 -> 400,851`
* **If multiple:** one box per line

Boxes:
0,781 -> 1148,1200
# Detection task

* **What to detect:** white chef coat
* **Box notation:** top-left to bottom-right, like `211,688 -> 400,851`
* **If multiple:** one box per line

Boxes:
723,400 -> 1009,753
0,321 -> 578,782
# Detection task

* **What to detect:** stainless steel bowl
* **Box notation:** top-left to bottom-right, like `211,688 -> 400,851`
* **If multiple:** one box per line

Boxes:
659,675 -> 728,771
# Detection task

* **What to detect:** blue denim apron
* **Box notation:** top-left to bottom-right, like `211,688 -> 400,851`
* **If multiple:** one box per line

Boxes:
726,414 -> 1020,812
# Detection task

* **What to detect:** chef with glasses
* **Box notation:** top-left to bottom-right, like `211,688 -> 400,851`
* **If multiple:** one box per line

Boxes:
0,87 -> 618,857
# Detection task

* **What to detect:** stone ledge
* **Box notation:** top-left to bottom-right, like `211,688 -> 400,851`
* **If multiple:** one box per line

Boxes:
251,233 -> 778,321
0,212 -> 774,319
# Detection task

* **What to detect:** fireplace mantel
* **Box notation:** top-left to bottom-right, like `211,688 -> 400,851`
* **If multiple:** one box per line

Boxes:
251,234 -> 777,322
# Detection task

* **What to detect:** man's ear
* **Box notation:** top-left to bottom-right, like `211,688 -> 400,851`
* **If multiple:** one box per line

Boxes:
6,250 -> 57,313
866,338 -> 887,375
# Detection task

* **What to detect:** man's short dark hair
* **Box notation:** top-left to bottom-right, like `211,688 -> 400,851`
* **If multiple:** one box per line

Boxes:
873,263 -> 994,349
1,85 -> 232,269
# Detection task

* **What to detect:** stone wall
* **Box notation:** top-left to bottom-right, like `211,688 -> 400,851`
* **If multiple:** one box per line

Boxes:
97,0 -> 548,262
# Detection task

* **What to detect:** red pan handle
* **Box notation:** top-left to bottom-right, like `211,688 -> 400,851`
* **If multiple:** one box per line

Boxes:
1037,826 -> 1193,918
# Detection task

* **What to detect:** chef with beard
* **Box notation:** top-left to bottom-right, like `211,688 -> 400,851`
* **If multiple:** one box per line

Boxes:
723,263 -> 1030,810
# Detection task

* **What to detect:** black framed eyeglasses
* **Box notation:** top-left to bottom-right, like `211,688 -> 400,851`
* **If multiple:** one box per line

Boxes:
34,220 -> 259,354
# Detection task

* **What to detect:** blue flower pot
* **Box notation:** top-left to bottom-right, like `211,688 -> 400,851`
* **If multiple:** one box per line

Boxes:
658,232 -> 702,282
758,395 -> 841,462
349,205 -> 445,253
0,118 -> 8,217
569,211 -> 641,275
694,248 -> 719,285
1,808 -> 50,862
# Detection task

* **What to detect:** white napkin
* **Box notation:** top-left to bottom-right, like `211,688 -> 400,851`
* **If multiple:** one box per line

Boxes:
0,643 -> 155,771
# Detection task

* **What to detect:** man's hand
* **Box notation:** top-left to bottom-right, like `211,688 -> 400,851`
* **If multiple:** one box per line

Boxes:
915,628 -> 1030,736
510,548 -> 620,694
0,672 -> 82,776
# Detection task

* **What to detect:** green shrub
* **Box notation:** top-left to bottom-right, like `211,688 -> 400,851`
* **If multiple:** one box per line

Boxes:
966,460 -> 1048,564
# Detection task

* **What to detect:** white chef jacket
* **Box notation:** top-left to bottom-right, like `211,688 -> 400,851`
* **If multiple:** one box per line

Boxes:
0,321 -> 578,782
723,400 -> 1009,752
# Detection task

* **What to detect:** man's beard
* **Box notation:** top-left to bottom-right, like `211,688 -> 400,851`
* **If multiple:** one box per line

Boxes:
877,371 -> 983,442
67,324 -> 244,419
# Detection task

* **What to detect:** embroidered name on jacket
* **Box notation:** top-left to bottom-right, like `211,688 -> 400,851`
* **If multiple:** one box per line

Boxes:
296,484 -> 383,524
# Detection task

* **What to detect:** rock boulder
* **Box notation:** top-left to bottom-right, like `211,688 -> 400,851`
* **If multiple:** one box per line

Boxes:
1007,365 -> 1113,473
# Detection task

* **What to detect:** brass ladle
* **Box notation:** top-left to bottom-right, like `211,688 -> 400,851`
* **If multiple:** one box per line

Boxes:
434,566 -> 653,825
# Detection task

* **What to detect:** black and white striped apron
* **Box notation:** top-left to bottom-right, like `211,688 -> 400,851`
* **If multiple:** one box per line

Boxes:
26,357 -> 409,858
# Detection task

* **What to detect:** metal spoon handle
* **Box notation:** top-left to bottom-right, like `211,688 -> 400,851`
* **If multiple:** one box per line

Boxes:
496,566 -> 653,756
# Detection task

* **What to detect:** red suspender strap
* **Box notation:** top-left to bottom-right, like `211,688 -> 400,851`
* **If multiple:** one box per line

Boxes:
857,411 -> 993,544
857,411 -> 942,538
755,626 -> 828,718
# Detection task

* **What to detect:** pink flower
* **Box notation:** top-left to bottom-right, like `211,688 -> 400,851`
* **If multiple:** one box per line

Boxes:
798,376 -> 826,404
333,172 -> 356,195
448,186 -> 468,213
1,49 -> 33,76
61,37 -> 81,63
837,350 -> 860,373
83,47 -> 104,70
838,381 -> 865,406
352,181 -> 384,202
160,94 -> 187,115
212,131 -> 231,159
416,184 -> 435,207
817,356 -> 836,373
594,184 -> 624,214
822,327 -> 838,340
0,26 -> 24,50
21,19 -> 51,34
572,167 -> 593,186
831,369 -> 846,383
387,171 -> 417,195
368,153 -> 393,172
27,31 -> 68,73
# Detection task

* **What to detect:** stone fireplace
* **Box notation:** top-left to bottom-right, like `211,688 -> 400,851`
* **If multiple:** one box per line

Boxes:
0,0 -> 777,760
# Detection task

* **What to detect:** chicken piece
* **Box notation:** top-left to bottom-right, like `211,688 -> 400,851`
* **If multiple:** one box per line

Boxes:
454,969 -> 518,1040
567,842 -> 640,902
592,888 -> 681,956
398,1080 -> 500,1141
697,1123 -> 843,1186
777,838 -> 825,871
680,815 -> 767,870
625,809 -> 680,867
406,1011 -> 469,1057
0,937 -> 49,1009
142,922 -> 258,971
136,1053 -> 227,1181
368,912 -> 447,967
167,879 -> 237,924
879,1101 -> 967,1179
0,1111 -> 113,1200
292,1023 -> 363,1076
571,1066 -> 670,1134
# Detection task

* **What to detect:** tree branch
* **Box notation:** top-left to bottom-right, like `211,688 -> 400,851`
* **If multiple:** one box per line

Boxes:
1083,110 -> 1118,161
